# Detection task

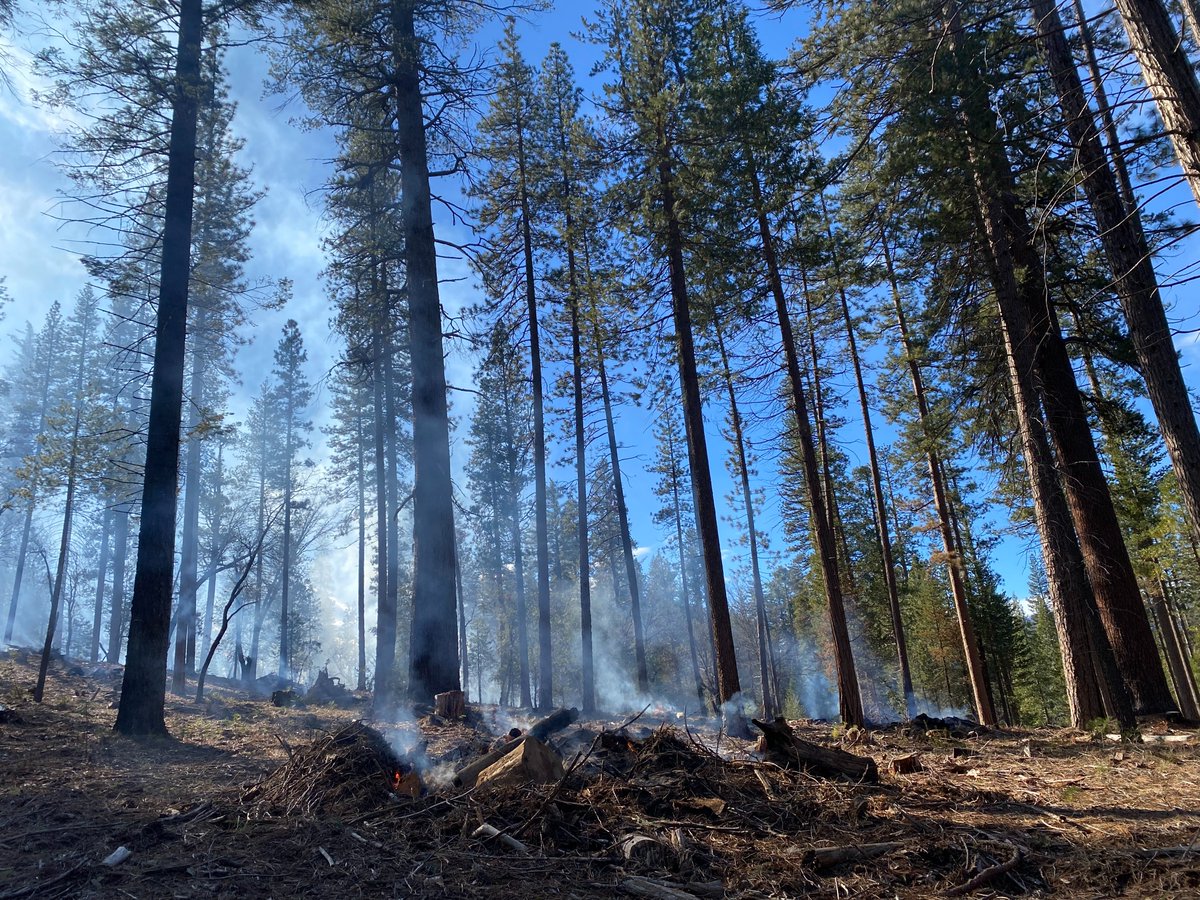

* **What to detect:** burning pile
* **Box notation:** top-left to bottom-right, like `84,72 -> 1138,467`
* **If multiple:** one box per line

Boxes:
244,721 -> 416,817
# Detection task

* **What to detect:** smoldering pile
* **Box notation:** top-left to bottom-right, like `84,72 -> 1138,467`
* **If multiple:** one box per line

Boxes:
244,721 -> 418,817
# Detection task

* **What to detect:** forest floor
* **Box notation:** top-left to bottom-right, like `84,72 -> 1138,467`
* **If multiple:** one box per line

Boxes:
1,650 -> 1199,898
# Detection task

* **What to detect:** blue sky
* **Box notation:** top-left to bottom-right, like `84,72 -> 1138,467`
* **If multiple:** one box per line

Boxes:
2,1 -> 1199,655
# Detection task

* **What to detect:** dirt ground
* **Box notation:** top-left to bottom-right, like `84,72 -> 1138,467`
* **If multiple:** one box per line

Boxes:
1,650 -> 1199,898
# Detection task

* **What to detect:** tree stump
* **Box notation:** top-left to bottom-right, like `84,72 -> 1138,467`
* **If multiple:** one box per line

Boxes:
752,717 -> 878,782
434,689 -> 465,719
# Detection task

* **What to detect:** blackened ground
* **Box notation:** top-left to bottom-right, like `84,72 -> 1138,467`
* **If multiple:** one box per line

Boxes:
1,649 -> 1199,898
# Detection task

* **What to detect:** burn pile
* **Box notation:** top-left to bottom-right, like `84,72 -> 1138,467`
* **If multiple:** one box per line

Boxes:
244,721 -> 417,817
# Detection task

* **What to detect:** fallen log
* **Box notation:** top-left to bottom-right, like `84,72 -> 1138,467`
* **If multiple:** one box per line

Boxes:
453,736 -> 527,789
620,876 -> 702,900
528,707 -> 579,741
752,717 -> 878,783
805,841 -> 904,869
472,822 -> 529,855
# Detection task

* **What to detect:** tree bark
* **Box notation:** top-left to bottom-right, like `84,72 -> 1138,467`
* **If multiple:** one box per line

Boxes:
1033,0 -> 1200,553
513,115 -> 555,711
173,304 -> 208,692
657,140 -> 743,721
4,501 -> 34,644
356,400 -> 368,692
1111,0 -> 1200,208
90,508 -> 112,663
755,178 -> 861,725
593,313 -> 650,694
713,321 -> 773,718
115,0 -> 203,737
945,0 -> 1167,717
391,0 -> 459,703
570,254 -> 595,713
823,201 -> 913,718
666,425 -> 706,709
371,328 -> 393,699
106,507 -> 130,664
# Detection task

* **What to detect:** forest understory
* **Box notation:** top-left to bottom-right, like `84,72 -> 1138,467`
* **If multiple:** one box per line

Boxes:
1,652 -> 1198,899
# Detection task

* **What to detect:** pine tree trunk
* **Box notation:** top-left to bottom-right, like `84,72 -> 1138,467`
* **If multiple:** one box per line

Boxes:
1111,0 -> 1200,208
200,441 -> 224,664
593,316 -> 650,694
503,380 -> 532,708
656,133 -> 743,723
5,501 -> 34,644
881,229 -> 1000,724
749,182 -> 861,725
371,329 -> 393,699
1182,0 -> 1200,49
1070,0 -> 1138,210
1150,582 -> 1200,718
455,536 -> 468,702
822,202 -> 913,717
90,509 -> 112,663
36,451 -> 80,702
514,123 -> 554,711
107,507 -> 130,664
391,0 -> 459,703
115,0 -> 203,737
946,0 -> 1167,717
1033,0 -> 1200,552
382,327 -> 402,692
713,321 -> 774,718
668,427 -> 706,709
174,305 -> 208,692
570,268 -> 595,713
356,404 -> 368,692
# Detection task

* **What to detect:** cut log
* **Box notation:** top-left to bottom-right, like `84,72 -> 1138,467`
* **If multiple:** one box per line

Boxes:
752,717 -> 878,783
476,736 -> 564,789
472,822 -> 529,855
528,707 -> 579,741
620,876 -> 703,900
454,736 -> 527,789
434,689 -> 465,719
888,753 -> 922,775
805,841 -> 904,869
620,833 -> 670,868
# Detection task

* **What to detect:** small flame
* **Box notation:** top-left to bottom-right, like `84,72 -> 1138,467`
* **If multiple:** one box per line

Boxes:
392,770 -> 403,790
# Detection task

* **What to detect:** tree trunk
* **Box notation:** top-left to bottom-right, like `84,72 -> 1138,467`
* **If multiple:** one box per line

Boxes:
713,321 -> 773,718
667,426 -> 706,709
758,182 -> 861,725
593,314 -> 650,695
1070,0 -> 1138,210
1033,0 -> 1200,553
1111,0 -> 1200,208
455,534 -> 468,702
391,0 -> 459,702
383,325 -> 402,693
371,329 -> 393,699
201,440 -> 224,664
5,501 -> 34,644
90,508 -> 112,663
508,426 -> 533,708
115,0 -> 203,737
173,305 -> 208,692
1149,581 -> 1200,718
107,507 -> 130,664
356,402 -> 368,692
655,130 -> 742,722
36,450 -> 80,702
822,200 -> 913,718
514,118 -> 554,711
945,0 -> 1167,717
570,258 -> 595,713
